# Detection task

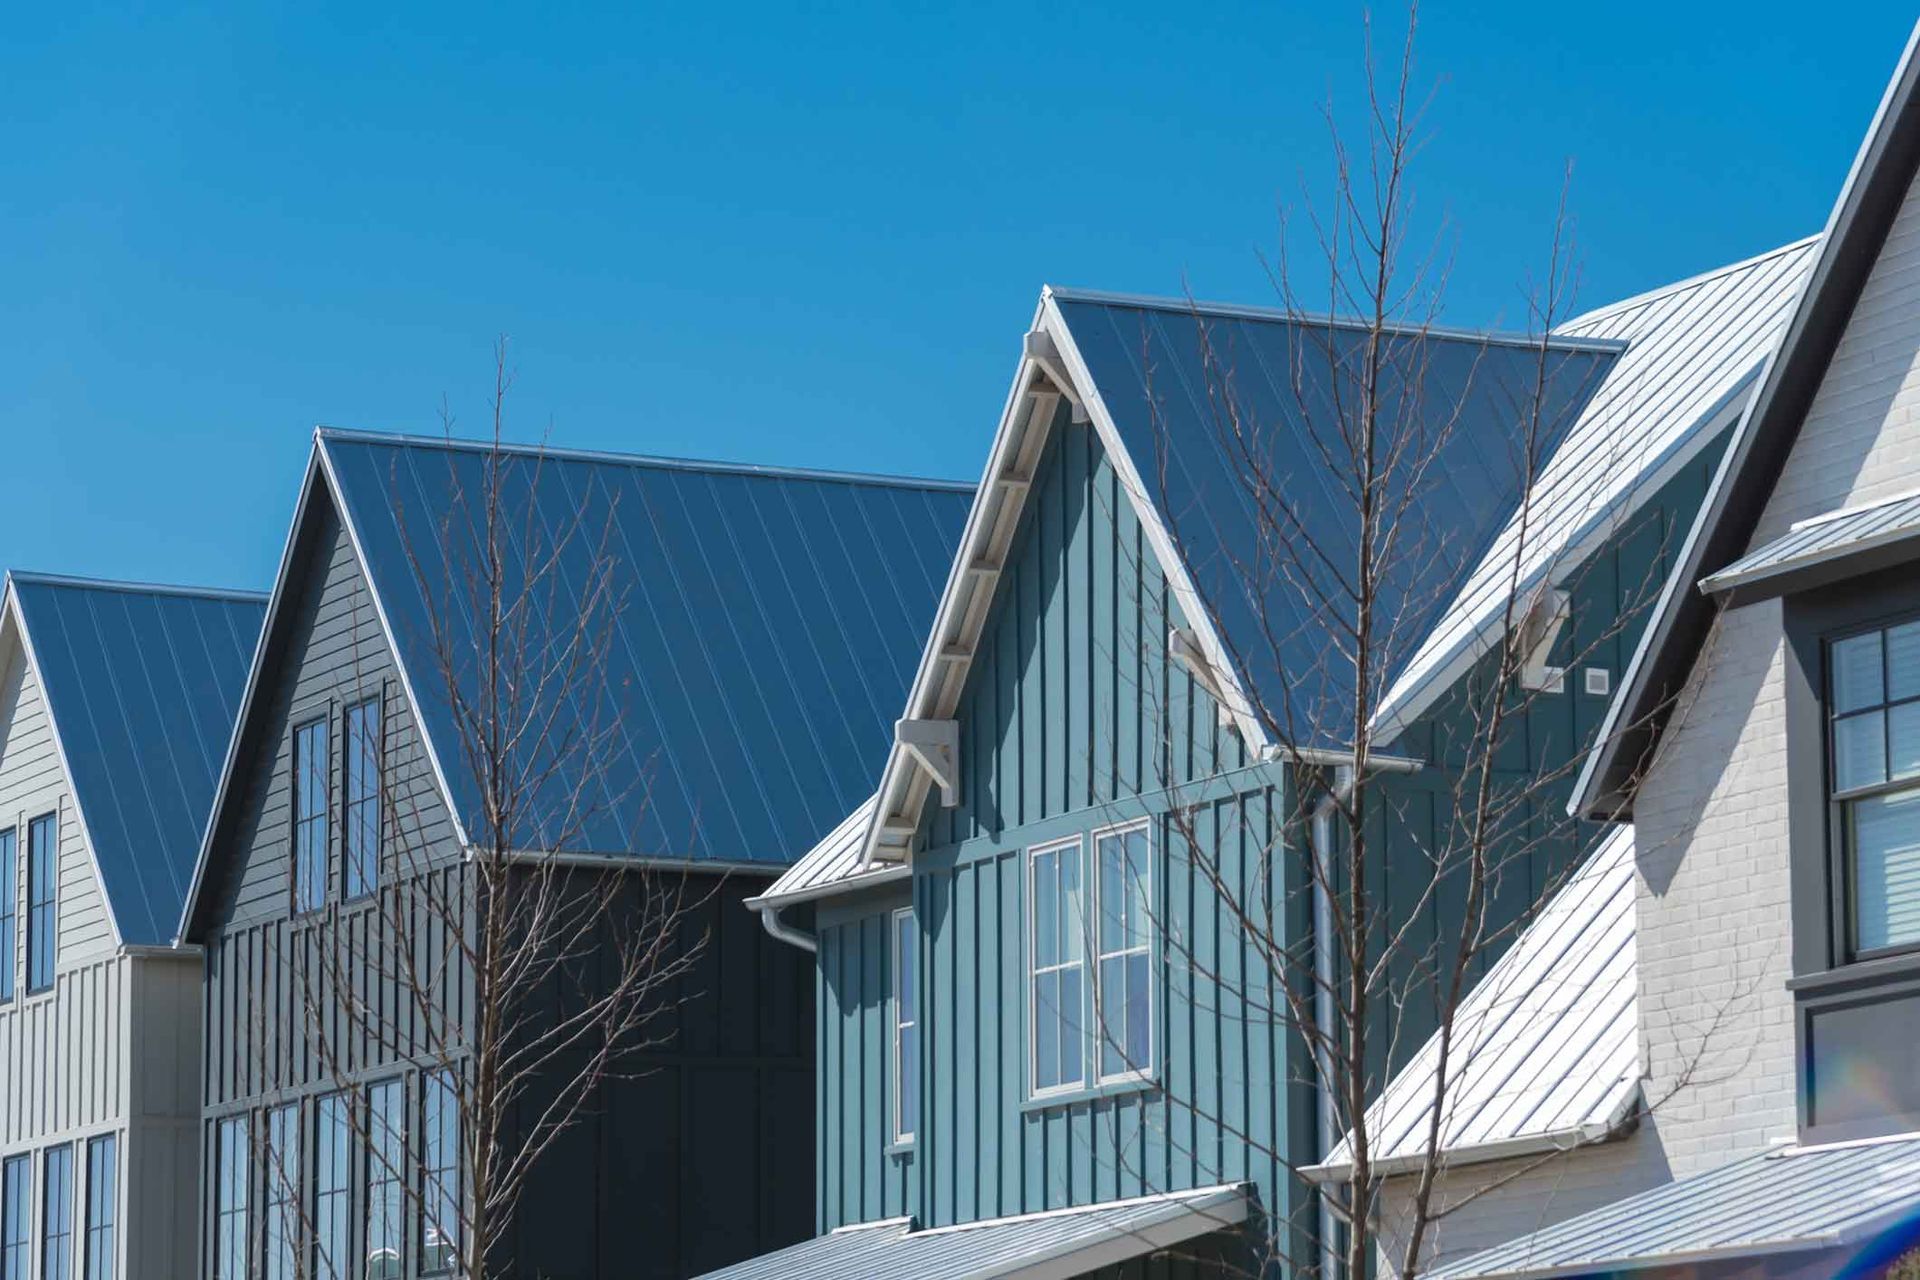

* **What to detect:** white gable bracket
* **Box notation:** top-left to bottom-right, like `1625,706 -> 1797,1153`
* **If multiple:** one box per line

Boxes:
1168,627 -> 1236,730
896,718 -> 960,808
1517,587 -> 1571,693
1023,331 -> 1091,423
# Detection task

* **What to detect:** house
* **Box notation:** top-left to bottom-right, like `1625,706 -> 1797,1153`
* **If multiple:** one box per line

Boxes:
1376,19 -> 1920,1279
174,428 -> 972,1279
0,572 -> 264,1279
696,241 -> 1805,1279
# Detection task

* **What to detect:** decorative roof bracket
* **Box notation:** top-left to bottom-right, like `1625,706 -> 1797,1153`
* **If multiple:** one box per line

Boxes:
896,718 -> 960,808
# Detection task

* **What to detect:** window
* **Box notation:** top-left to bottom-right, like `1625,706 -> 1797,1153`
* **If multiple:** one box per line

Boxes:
1028,837 -> 1086,1096
213,1116 -> 249,1280
344,698 -> 382,899
261,1105 -> 296,1280
365,1080 -> 404,1280
1829,621 -> 1920,956
293,719 -> 330,913
421,1069 -> 459,1273
1095,822 -> 1153,1082
82,1136 -> 114,1280
2,1155 -> 28,1280
26,814 -> 55,994
42,1144 -> 72,1280
891,908 -> 917,1144
0,829 -> 15,1004
313,1094 -> 350,1280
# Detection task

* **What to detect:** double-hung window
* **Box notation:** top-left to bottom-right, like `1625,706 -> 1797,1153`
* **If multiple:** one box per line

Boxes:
1095,822 -> 1153,1082
366,1080 -> 405,1280
82,1135 -> 114,1280
1829,620 -> 1920,956
421,1069 -> 460,1273
261,1105 -> 296,1280
891,908 -> 917,1144
313,1094 -> 350,1280
1,1155 -> 28,1280
26,815 -> 56,994
343,698 -> 382,900
213,1116 -> 250,1280
1029,837 -> 1086,1096
42,1144 -> 72,1280
0,829 -> 15,1004
293,719 -> 330,913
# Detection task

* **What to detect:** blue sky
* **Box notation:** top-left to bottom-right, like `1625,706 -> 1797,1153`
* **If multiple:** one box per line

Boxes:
3,3 -> 1914,590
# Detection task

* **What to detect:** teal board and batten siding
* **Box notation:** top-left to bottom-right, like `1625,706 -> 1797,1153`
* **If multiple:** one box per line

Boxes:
818,417 -> 1309,1261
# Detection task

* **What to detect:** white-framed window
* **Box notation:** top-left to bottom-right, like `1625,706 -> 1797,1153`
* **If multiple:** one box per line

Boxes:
891,907 -> 917,1144
1094,820 -> 1153,1083
1028,836 -> 1086,1097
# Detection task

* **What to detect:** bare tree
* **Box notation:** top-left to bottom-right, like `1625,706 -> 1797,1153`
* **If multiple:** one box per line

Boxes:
240,346 -> 708,1280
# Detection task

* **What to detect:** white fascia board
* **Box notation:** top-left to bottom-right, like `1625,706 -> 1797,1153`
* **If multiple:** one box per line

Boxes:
1,583 -> 127,950
1037,290 -> 1272,755
744,862 -> 913,911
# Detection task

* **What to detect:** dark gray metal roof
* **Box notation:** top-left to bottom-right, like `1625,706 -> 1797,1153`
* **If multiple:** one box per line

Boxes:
9,573 -> 265,947
1050,294 -> 1618,748
1700,488 -> 1920,602
690,1183 -> 1250,1280
1429,1135 -> 1920,1279
319,430 -> 972,866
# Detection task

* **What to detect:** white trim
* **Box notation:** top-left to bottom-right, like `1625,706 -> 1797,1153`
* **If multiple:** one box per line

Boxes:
890,906 -> 917,1146
1026,834 -> 1089,1101
745,862 -> 913,910
1090,817 -> 1155,1088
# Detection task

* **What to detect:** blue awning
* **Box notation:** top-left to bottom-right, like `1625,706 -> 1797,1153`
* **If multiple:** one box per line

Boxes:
692,1184 -> 1251,1280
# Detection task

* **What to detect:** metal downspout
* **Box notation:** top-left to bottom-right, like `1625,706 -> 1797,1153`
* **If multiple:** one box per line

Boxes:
1314,765 -> 1355,1279
756,902 -> 817,953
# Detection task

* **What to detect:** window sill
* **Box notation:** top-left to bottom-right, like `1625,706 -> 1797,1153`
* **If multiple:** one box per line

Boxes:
1020,1073 -> 1160,1114
884,1138 -> 916,1158
1788,952 -> 1920,1002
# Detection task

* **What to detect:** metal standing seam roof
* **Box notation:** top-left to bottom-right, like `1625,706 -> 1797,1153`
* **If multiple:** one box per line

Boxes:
1049,293 -> 1621,752
1428,1134 -> 1920,1279
1307,825 -> 1639,1180
751,794 -> 908,908
1700,485 -> 1920,599
688,1183 -> 1252,1280
315,431 -> 973,867
7,574 -> 265,947
1373,237 -> 1820,739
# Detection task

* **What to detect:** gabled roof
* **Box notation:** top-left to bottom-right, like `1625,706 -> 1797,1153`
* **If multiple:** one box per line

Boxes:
1577,20 -> 1920,820
1429,1134 -> 1920,1280
4,573 -> 264,948
689,1183 -> 1252,1280
860,290 -> 1617,864
180,430 -> 970,940
1374,238 -> 1819,739
1306,825 -> 1639,1182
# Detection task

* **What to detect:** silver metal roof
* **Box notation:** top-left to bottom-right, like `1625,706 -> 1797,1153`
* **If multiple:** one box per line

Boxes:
690,1183 -> 1250,1280
1309,826 -> 1639,1180
1701,486 -> 1920,598
8,573 -> 265,947
1429,1134 -> 1920,1279
1374,238 -> 1819,739
752,794 -> 907,908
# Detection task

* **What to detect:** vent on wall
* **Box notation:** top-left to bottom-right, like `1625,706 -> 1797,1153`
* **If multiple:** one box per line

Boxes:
1584,667 -> 1612,697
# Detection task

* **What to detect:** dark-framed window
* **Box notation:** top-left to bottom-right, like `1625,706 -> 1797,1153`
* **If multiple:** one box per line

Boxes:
365,1079 -> 405,1280
343,697 -> 383,900
1826,619 -> 1920,958
213,1115 -> 250,1280
261,1104 -> 296,1280
293,718 -> 331,914
0,828 -> 15,1004
421,1069 -> 459,1274
26,814 -> 56,994
313,1093 -> 350,1280
42,1144 -> 72,1280
1,1154 -> 28,1280
82,1135 -> 114,1280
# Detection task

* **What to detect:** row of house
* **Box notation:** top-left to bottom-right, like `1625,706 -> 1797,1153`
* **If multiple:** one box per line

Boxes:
7,19 -> 1920,1280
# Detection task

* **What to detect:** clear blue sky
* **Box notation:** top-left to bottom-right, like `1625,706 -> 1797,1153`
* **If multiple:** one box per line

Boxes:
4,3 -> 1914,591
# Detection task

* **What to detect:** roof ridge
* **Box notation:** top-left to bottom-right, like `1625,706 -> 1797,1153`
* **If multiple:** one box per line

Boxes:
314,427 -> 975,494
1043,285 -> 1627,354
7,570 -> 269,603
1560,235 -> 1821,331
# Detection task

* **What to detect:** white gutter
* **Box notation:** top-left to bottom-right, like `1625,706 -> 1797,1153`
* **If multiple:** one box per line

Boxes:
756,902 -> 818,954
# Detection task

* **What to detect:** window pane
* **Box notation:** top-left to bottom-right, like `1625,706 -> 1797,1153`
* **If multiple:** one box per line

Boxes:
1835,711 -> 1887,791
367,1081 -> 404,1279
899,1025 -> 918,1139
1033,851 -> 1059,968
1099,955 -> 1127,1078
83,1136 -> 114,1280
1834,632 -> 1886,713
0,830 -> 15,1005
314,1095 -> 350,1280
1060,846 -> 1082,960
2,1155 -> 28,1280
1034,970 -> 1060,1091
1057,967 -> 1083,1086
896,914 -> 915,1025
27,815 -> 56,993
344,699 -> 381,899
262,1106 -> 296,1280
1100,842 -> 1124,953
422,1070 -> 460,1272
1853,789 -> 1920,953
1893,703 -> 1920,782
1125,829 -> 1150,950
43,1144 -> 72,1280
215,1118 -> 248,1280
1891,622 -> 1920,702
1125,951 -> 1151,1067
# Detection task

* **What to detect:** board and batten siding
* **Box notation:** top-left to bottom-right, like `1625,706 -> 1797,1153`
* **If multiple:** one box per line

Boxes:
817,418 -> 1301,1261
